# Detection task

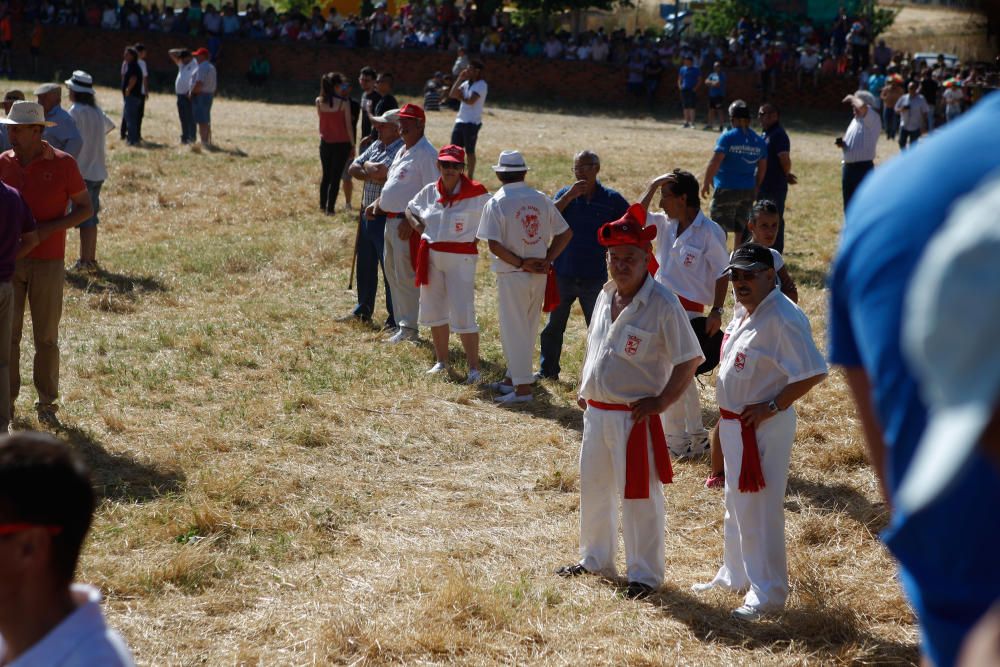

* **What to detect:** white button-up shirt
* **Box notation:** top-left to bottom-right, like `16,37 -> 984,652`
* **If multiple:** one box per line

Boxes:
378,136 -> 438,214
649,210 -> 729,307
408,181 -> 490,244
175,59 -> 198,95
579,276 -> 704,404
716,288 -> 827,413
842,106 -> 882,163
476,181 -> 569,273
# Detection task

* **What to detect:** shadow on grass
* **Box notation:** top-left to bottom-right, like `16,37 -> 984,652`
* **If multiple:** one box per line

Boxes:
785,260 -> 829,289
635,583 -> 918,662
786,475 -> 890,533
55,420 -> 185,503
65,267 -> 168,296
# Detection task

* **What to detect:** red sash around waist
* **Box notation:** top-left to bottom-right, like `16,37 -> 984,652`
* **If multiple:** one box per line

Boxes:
677,294 -> 705,314
719,408 -> 766,493
587,400 -> 673,499
415,241 -> 478,286
543,266 -> 560,313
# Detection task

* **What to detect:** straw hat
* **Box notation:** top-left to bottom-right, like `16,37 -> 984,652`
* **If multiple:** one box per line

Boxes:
0,101 -> 56,126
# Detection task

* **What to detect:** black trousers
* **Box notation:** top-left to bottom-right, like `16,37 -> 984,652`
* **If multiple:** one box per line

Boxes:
319,141 -> 352,213
842,160 -> 874,212
121,94 -> 146,141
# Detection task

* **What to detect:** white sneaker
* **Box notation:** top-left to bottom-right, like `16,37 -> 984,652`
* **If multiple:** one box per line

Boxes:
426,362 -> 447,375
691,582 -> 716,593
689,432 -> 710,457
494,392 -> 533,404
465,369 -> 481,385
487,381 -> 515,395
668,438 -> 692,459
386,327 -> 418,344
731,605 -> 765,622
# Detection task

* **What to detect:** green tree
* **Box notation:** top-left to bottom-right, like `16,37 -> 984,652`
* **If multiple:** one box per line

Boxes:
691,0 -> 752,39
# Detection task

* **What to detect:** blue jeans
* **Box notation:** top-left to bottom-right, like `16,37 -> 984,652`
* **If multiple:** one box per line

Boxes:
123,96 -> 141,145
352,212 -> 394,326
177,93 -> 196,143
538,274 -> 605,378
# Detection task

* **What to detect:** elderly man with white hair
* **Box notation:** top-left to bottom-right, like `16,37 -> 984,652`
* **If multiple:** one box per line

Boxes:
33,82 -> 81,159
836,89 -> 881,210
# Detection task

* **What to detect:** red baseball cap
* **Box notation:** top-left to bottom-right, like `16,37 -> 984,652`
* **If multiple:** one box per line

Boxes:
437,144 -> 465,164
397,103 -> 426,121
598,204 -> 657,248
192,47 -> 210,57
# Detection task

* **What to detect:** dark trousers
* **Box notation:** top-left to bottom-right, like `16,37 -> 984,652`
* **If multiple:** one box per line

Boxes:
177,94 -> 196,143
842,160 -> 873,211
319,141 -> 352,213
538,274 -> 604,378
123,96 -> 141,145
882,106 -> 898,139
758,188 -> 787,254
121,94 -> 145,140
353,212 -> 394,326
899,128 -> 921,150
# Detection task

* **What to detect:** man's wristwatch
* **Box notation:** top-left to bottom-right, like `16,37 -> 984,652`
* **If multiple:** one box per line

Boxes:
767,399 -> 780,414
710,306 -> 724,315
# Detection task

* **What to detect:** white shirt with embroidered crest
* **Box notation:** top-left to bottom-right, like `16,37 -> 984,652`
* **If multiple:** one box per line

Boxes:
649,210 -> 729,307
407,181 -> 490,244
378,136 -> 438,214
579,276 -> 704,404
476,181 -> 569,273
716,288 -> 827,413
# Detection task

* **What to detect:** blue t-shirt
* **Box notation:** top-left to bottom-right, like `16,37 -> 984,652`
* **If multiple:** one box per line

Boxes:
828,91 -> 1000,667
759,123 -> 790,196
551,181 -> 628,281
678,65 -> 700,91
713,127 -> 766,191
706,71 -> 725,98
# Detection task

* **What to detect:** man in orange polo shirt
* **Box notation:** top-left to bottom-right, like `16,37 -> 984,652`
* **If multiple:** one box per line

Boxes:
0,101 -> 92,425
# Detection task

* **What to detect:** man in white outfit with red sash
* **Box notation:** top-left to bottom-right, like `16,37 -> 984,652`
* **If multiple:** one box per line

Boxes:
557,205 -> 703,599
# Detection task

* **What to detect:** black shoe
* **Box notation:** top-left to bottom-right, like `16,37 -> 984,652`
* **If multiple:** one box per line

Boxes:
37,409 -> 59,427
556,563 -> 589,578
623,582 -> 655,599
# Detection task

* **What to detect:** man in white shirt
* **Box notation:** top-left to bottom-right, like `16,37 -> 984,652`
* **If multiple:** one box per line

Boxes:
168,48 -> 199,145
448,60 -> 487,179
367,104 -> 437,344
692,243 -> 826,621
895,81 -> 929,150
476,150 -> 572,403
837,91 -> 881,210
0,433 -> 135,666
639,169 -> 729,458
557,207 -> 702,600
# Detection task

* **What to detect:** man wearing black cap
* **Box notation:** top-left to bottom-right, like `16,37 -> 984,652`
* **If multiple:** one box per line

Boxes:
557,205 -> 702,600
692,243 -> 826,621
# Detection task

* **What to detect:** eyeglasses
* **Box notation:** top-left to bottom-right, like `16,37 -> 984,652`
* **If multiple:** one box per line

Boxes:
0,523 -> 63,536
729,269 -> 764,281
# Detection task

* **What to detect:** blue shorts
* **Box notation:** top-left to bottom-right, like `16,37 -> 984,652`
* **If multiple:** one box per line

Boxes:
77,180 -> 103,229
192,93 -> 213,124
450,122 -> 481,154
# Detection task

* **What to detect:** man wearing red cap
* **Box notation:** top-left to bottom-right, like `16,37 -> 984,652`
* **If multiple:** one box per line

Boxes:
692,243 -> 826,620
557,205 -> 703,599
367,104 -> 437,344
405,144 -> 489,381
189,47 -> 216,148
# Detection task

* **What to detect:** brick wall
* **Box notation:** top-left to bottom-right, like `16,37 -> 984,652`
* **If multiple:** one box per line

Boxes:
24,24 -> 853,112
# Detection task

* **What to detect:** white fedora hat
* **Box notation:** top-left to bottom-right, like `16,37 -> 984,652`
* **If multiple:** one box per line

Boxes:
371,108 -> 400,124
0,101 -> 56,126
491,149 -> 530,173
64,70 -> 95,94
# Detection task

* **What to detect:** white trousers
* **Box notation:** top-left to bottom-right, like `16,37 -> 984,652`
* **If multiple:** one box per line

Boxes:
579,406 -> 666,588
383,219 -> 420,330
661,381 -> 708,450
496,271 -> 544,386
418,251 -> 478,333
708,407 -> 796,611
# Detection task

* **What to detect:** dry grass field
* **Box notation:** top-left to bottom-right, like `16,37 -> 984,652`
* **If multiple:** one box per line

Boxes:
15,82 -> 921,665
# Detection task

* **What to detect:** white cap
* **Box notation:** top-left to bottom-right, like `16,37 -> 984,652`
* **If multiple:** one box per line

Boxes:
491,149 -> 530,173
371,108 -> 399,124
897,174 -> 1000,513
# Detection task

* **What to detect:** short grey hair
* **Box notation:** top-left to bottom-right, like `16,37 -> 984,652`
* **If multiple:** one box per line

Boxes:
574,150 -> 600,166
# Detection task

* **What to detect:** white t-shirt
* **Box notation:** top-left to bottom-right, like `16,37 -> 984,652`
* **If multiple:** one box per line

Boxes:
943,87 -> 963,111
0,584 -> 135,666
579,276 -> 704,404
716,288 -> 827,413
408,181 -> 490,244
799,52 -> 819,71
191,61 -> 217,95
455,79 -> 487,125
175,59 -> 198,95
649,210 -> 729,308
137,59 -> 148,94
476,181 -> 569,273
378,136 -> 438,214
68,103 -> 115,182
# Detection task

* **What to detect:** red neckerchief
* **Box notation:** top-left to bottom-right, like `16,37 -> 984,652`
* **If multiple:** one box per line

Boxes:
436,174 -> 487,207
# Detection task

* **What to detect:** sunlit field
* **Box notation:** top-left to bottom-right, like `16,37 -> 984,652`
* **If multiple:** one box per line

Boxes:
17,81 -> 921,664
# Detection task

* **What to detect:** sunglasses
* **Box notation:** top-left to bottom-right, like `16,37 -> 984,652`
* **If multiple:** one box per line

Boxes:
438,162 -> 464,170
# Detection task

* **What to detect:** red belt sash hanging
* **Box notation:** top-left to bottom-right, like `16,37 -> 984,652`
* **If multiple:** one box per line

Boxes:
414,241 -> 478,286
586,400 -> 673,499
543,266 -> 560,313
719,408 -> 766,492
677,294 -> 705,313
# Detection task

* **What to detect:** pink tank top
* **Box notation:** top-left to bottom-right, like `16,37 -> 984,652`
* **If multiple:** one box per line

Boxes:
319,104 -> 350,144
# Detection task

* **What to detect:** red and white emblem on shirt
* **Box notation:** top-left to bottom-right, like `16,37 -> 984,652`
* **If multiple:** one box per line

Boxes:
455,221 -> 464,233
516,205 -> 542,244
625,335 -> 641,356
734,351 -> 746,372
683,252 -> 696,266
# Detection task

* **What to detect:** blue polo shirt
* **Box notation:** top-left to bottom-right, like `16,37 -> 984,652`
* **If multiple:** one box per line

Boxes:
759,123 -> 790,197
678,64 -> 700,91
551,181 -> 628,281
828,91 -> 1000,667
714,127 -> 766,191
